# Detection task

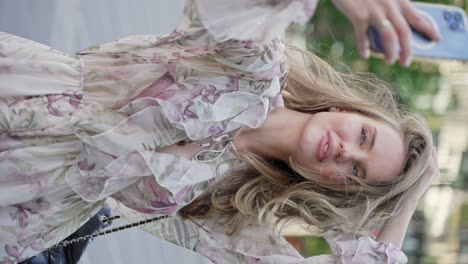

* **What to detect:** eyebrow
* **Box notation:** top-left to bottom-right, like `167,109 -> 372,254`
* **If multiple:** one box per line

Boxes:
362,125 -> 377,180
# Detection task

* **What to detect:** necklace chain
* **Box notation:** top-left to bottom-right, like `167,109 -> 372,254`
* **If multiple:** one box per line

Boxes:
49,215 -> 170,249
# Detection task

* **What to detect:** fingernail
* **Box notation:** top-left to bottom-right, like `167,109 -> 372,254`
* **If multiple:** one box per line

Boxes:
392,50 -> 398,64
363,39 -> 370,59
404,56 -> 412,67
363,49 -> 370,59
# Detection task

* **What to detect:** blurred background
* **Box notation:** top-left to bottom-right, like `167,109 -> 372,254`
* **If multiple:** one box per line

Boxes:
284,1 -> 468,264
1,0 -> 467,263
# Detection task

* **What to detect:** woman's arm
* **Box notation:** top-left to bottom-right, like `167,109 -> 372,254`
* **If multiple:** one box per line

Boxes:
183,0 -> 318,44
377,146 -> 439,247
376,198 -> 417,248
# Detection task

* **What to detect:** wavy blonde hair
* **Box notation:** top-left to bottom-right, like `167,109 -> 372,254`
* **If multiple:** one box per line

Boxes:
178,45 -> 433,236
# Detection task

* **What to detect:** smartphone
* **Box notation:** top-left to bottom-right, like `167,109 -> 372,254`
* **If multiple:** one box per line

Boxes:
368,2 -> 468,61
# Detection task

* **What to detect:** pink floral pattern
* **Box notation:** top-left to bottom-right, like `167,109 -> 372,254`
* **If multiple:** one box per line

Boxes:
1,0 -> 406,263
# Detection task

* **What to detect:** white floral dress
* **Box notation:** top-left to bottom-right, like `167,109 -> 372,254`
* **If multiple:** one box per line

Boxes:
0,0 -> 408,263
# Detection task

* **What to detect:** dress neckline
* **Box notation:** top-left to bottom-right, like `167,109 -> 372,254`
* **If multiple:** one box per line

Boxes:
177,125 -> 247,163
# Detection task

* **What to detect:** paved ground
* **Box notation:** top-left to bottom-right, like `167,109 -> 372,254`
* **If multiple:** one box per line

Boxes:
0,1 -> 210,263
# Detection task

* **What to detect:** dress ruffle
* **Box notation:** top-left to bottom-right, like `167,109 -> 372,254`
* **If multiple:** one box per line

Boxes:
66,102 -> 219,204
194,0 -> 318,44
324,229 -> 408,263
157,75 -> 283,140
64,66 -> 283,203
0,32 -> 82,97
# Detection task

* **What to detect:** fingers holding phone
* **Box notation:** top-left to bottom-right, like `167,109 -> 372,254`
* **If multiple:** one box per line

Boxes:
370,14 -> 400,65
331,0 -> 405,64
369,3 -> 468,63
403,3 -> 442,42
396,1 -> 442,66
332,0 -> 447,67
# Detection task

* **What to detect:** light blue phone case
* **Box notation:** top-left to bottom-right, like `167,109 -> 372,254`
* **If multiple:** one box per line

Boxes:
368,2 -> 468,61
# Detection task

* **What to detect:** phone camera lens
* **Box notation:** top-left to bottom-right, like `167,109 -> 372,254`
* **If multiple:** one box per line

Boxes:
450,22 -> 460,30
443,10 -> 452,20
454,12 -> 463,21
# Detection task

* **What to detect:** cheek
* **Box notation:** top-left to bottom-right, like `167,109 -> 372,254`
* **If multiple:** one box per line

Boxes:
293,144 -> 316,168
317,164 -> 348,183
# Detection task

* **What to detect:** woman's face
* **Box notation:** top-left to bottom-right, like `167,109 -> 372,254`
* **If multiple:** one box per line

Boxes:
293,111 -> 405,184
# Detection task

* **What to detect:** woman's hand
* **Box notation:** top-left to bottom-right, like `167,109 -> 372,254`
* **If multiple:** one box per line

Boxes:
331,0 -> 442,67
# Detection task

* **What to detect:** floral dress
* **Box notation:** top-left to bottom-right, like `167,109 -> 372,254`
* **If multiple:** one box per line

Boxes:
0,0 -> 407,263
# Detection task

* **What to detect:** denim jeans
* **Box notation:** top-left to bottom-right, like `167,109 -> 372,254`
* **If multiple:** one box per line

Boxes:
21,206 -> 113,264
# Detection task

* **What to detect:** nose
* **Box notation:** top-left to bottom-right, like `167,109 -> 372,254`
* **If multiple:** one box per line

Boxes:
335,142 -> 361,162
336,143 -> 347,161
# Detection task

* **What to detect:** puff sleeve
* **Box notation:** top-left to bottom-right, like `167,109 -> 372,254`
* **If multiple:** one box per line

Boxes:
323,229 -> 408,264
115,207 -> 408,264
177,0 -> 318,45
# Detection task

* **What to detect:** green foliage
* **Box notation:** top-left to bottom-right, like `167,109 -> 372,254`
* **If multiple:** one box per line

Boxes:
302,236 -> 332,257
461,203 -> 468,226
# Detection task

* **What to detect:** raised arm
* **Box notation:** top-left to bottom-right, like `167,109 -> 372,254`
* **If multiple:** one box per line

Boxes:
177,0 -> 318,44
115,195 -> 409,264
115,203 -> 336,264
376,146 -> 439,247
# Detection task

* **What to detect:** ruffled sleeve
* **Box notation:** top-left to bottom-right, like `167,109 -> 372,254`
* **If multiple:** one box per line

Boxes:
159,0 -> 319,140
114,205 -> 408,264
109,203 -> 333,264
323,229 -> 408,264
178,0 -> 318,44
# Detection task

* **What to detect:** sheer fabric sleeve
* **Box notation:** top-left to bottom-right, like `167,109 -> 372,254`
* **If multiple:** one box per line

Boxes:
177,0 -> 318,45
112,202 -> 406,264
169,0 -> 318,76
323,229 -> 409,264
111,203 -> 335,264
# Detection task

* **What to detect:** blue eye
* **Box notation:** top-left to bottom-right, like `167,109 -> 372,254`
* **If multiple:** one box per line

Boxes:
360,128 -> 367,145
352,164 -> 359,177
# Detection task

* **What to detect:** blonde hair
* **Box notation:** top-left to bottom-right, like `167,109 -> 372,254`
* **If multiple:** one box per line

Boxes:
178,45 -> 433,236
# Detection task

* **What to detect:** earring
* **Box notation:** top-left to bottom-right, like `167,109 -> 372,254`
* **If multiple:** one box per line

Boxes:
329,107 -> 337,112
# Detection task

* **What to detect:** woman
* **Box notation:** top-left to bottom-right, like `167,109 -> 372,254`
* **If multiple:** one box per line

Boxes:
0,0 -> 440,263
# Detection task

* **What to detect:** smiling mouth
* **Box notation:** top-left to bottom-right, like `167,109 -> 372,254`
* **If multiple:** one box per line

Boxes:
317,132 -> 330,162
